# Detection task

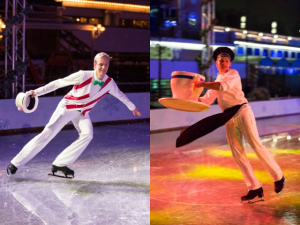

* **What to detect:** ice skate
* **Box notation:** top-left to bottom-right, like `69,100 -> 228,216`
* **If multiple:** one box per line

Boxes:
7,163 -> 18,176
275,176 -> 286,195
49,165 -> 74,178
241,187 -> 264,204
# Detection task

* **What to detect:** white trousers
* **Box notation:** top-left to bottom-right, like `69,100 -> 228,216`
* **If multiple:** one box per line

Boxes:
11,102 -> 93,167
225,104 -> 283,190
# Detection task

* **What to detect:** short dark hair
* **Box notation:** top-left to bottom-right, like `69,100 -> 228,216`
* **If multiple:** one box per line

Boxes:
213,47 -> 235,62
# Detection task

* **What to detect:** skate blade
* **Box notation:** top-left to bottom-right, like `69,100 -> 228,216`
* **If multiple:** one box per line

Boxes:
241,197 -> 265,204
48,173 -> 74,179
6,169 -> 14,177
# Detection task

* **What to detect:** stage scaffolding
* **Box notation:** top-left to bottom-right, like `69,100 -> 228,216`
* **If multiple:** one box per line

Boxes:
201,0 -> 215,81
5,0 -> 26,98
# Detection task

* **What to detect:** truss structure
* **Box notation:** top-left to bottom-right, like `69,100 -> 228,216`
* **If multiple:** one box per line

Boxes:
5,0 -> 26,98
201,0 -> 215,81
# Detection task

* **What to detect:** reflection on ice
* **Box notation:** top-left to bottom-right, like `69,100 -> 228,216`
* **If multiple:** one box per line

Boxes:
0,122 -> 150,225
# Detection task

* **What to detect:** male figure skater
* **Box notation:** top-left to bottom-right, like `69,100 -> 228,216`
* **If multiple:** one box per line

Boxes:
7,52 -> 141,178
193,47 -> 285,203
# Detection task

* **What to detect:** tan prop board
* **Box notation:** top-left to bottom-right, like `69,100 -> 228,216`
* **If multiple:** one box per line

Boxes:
158,98 -> 210,112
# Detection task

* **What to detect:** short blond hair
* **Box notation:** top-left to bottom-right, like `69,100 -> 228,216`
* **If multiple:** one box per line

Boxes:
94,52 -> 112,63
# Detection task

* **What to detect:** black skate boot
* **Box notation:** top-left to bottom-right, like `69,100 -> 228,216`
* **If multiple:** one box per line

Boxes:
7,163 -> 18,176
274,176 -> 286,195
51,165 -> 74,178
241,187 -> 264,204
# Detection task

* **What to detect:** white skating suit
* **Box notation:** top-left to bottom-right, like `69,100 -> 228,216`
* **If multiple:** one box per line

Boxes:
200,69 -> 283,190
11,70 -> 136,167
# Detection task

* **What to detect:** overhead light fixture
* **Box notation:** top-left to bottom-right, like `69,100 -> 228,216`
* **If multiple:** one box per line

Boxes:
150,40 -> 205,50
234,40 -> 300,51
55,0 -> 150,13
150,40 -> 235,51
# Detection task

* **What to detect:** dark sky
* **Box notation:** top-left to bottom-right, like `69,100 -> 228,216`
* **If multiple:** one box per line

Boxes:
216,0 -> 300,37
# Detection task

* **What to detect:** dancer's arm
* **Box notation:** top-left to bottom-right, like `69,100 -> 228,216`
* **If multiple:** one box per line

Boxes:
194,81 -> 221,91
32,71 -> 84,97
108,79 -> 141,116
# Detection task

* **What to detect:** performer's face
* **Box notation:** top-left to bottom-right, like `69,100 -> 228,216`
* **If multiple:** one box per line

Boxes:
216,57 -> 231,73
94,57 -> 110,79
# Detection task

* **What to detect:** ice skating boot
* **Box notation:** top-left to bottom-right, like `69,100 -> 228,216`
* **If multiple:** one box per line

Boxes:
51,165 -> 74,178
241,187 -> 264,204
7,163 -> 18,176
274,176 -> 286,195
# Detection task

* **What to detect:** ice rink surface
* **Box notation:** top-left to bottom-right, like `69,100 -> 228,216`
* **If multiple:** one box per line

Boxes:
0,122 -> 150,225
151,115 -> 300,225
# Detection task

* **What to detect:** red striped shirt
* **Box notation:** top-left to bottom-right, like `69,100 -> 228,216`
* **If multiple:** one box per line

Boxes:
64,93 -> 90,100
66,90 -> 109,109
101,77 -> 112,90
74,77 -> 92,90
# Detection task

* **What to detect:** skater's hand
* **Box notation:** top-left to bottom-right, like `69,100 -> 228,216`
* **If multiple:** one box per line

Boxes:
18,107 -> 23,111
29,90 -> 36,97
132,108 -> 141,116
193,79 -> 204,90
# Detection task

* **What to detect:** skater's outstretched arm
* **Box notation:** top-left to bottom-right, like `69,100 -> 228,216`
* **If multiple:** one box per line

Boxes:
34,71 -> 84,97
108,79 -> 142,116
193,80 -> 221,91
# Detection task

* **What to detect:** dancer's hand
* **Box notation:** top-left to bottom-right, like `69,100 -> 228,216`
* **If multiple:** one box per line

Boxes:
193,79 -> 204,90
29,90 -> 36,97
132,108 -> 142,116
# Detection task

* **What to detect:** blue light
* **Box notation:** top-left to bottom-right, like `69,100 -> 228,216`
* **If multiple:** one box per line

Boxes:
263,49 -> 268,56
236,46 -> 244,55
288,68 -> 294,75
164,20 -> 170,27
277,51 -> 282,57
271,50 -> 275,57
188,13 -> 197,26
189,14 -> 196,20
170,21 -> 177,26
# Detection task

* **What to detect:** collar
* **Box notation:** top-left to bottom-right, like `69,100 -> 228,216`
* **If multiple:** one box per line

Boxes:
94,72 -> 107,81
217,69 -> 230,75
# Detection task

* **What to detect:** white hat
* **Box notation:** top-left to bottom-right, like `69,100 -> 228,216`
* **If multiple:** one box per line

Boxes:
158,71 -> 210,112
15,92 -> 39,113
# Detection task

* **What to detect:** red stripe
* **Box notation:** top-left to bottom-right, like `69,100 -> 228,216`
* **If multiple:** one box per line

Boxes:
84,91 -> 109,107
64,93 -> 90,100
82,108 -> 92,116
74,77 -> 92,90
101,77 -> 112,90
66,91 -> 109,109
